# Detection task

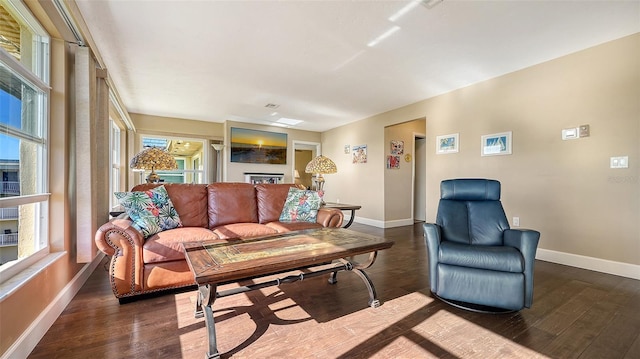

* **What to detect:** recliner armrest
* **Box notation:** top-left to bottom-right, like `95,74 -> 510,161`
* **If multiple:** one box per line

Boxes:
423,223 -> 442,293
504,229 -> 540,308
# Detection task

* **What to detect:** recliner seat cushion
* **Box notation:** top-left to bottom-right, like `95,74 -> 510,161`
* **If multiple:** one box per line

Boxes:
438,241 -> 524,273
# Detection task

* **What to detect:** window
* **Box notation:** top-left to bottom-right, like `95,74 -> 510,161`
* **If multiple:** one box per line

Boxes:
0,0 -> 50,274
109,119 -> 121,209
137,136 -> 206,184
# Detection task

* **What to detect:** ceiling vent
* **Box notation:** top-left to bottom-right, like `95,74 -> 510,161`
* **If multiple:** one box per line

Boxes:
265,103 -> 280,109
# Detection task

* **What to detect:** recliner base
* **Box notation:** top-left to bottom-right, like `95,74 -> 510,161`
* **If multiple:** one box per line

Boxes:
432,292 -> 517,314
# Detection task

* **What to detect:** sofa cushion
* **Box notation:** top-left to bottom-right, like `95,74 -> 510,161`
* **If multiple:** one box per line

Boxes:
115,185 -> 182,238
266,221 -> 323,232
212,223 -> 278,240
279,188 -> 322,223
132,183 -> 209,228
255,183 -> 296,223
143,227 -> 221,263
208,183 -> 258,228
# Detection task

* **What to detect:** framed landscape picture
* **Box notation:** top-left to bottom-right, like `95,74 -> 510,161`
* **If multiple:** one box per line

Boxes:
481,131 -> 512,156
230,127 -> 287,164
436,133 -> 459,154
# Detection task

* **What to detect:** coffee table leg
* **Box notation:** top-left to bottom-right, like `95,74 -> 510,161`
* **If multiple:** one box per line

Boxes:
351,267 -> 380,308
199,284 -> 220,359
338,252 -> 382,308
328,271 -> 338,284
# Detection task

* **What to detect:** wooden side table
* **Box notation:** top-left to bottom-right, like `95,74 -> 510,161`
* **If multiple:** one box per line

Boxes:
322,202 -> 361,228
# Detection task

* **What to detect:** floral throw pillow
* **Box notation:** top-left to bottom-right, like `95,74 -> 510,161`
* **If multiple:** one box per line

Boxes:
115,185 -> 182,238
279,187 -> 322,223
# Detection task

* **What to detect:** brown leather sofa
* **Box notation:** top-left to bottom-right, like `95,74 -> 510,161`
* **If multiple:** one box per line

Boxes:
95,182 -> 344,302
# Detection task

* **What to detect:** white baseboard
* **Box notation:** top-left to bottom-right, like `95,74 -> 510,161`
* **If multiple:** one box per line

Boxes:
383,218 -> 415,228
351,216 -> 414,228
352,216 -> 385,228
2,253 -> 105,359
536,248 -> 640,280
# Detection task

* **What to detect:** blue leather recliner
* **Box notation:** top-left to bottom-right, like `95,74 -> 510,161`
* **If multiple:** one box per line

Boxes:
424,179 -> 540,311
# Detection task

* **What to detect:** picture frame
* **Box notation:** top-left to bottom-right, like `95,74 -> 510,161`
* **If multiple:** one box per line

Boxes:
230,127 -> 287,164
436,133 -> 459,154
352,144 -> 367,164
390,140 -> 404,155
386,155 -> 400,169
481,131 -> 512,156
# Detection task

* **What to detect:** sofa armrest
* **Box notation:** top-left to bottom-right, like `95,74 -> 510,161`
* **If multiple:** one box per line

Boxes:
94,218 -> 146,298
504,228 -> 540,308
316,207 -> 344,228
423,223 -> 442,293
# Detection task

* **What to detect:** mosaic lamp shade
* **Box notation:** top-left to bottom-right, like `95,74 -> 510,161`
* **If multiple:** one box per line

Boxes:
304,155 -> 337,198
130,147 -> 177,183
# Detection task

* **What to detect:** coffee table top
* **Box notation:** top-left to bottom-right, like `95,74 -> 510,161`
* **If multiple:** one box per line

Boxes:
182,228 -> 394,285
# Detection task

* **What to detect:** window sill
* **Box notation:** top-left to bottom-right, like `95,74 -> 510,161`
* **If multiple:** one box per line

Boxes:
0,252 -> 66,302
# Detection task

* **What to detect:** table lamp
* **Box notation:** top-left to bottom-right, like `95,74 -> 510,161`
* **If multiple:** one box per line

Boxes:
130,147 -> 177,183
304,155 -> 337,201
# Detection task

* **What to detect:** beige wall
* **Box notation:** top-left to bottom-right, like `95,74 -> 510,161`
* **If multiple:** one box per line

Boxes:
324,34 -> 640,266
131,112 -> 225,139
384,119 -> 426,223
224,121 -> 321,183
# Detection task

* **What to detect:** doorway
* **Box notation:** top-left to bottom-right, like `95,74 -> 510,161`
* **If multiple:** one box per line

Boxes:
413,135 -> 426,222
292,141 -> 320,189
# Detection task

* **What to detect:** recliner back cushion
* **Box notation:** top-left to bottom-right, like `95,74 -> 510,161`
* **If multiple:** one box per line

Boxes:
441,178 -> 501,201
436,179 -> 510,246
437,200 -> 509,245
208,183 -> 258,228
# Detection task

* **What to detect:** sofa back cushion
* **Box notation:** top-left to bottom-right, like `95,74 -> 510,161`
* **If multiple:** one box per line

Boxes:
131,183 -> 209,228
208,183 -> 258,228
255,183 -> 297,224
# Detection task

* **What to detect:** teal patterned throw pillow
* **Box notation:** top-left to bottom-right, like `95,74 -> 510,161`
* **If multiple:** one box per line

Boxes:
115,185 -> 182,238
279,187 -> 322,223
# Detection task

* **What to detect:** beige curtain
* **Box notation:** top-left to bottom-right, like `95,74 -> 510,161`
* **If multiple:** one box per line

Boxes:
75,45 -> 109,263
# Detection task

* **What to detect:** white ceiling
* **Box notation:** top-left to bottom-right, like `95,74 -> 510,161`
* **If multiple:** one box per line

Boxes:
74,0 -> 640,132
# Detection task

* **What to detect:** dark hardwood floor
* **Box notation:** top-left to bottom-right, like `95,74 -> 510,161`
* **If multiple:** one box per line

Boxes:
29,223 -> 640,358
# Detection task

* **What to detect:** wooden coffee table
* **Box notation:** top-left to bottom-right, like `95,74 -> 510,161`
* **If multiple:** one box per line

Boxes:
182,228 -> 394,359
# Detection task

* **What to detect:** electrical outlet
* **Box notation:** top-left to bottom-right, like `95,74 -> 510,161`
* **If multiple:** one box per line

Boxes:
513,217 -> 520,227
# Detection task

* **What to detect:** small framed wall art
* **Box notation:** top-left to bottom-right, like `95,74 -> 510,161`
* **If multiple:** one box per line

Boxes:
390,140 -> 404,155
481,131 -> 512,156
436,133 -> 459,154
387,155 -> 400,169
352,144 -> 367,164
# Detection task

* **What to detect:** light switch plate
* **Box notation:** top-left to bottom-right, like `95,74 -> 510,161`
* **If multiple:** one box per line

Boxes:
562,127 -> 579,140
610,156 -> 629,168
